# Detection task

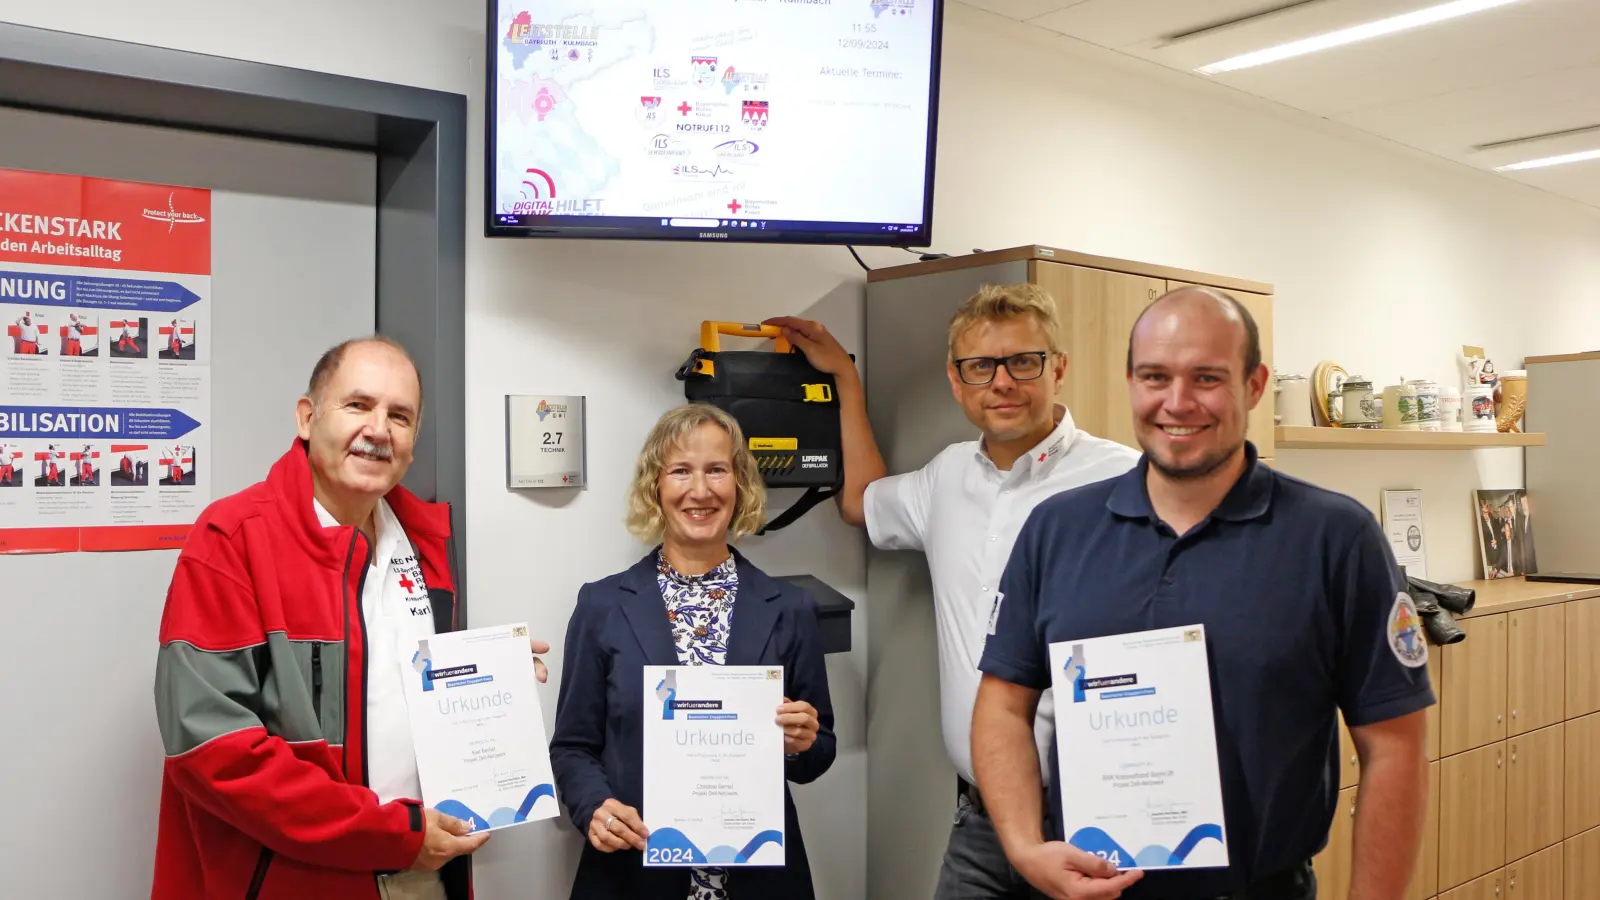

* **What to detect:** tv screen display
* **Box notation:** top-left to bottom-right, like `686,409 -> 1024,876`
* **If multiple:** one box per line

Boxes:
486,0 -> 944,245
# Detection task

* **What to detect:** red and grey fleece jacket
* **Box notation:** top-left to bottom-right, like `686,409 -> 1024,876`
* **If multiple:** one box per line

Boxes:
151,439 -> 469,900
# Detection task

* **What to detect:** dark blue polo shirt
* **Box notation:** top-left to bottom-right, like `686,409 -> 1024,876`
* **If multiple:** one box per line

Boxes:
978,443 -> 1434,899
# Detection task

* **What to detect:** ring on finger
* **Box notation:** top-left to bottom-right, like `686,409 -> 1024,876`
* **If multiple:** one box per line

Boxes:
605,814 -> 617,828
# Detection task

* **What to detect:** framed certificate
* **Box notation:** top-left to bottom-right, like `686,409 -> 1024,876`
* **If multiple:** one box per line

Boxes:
641,665 -> 785,867
404,623 -> 560,832
1049,625 -> 1228,870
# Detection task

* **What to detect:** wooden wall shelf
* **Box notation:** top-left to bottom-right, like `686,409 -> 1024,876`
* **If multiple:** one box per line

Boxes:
1274,426 -> 1546,451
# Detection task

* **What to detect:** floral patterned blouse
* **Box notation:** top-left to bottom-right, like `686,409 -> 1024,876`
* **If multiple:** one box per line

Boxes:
657,549 -> 738,900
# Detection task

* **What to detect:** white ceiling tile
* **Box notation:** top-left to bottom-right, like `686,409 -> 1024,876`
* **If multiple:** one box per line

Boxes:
1031,0 -> 1417,50
1499,165 -> 1600,207
1177,0 -> 1600,116
957,0 -> 1088,23
1006,0 -> 1600,209
1335,63 -> 1600,159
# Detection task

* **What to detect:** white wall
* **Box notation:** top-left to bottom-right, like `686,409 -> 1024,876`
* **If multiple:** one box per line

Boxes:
7,0 -> 1600,897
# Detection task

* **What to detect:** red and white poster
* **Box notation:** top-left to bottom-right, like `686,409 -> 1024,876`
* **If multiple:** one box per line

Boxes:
0,168 -> 211,553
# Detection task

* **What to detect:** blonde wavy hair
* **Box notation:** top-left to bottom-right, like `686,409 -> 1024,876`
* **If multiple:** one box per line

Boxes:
947,283 -> 1064,360
626,404 -> 767,544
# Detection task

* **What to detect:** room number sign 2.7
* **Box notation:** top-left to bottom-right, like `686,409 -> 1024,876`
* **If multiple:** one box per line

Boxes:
505,395 -> 587,489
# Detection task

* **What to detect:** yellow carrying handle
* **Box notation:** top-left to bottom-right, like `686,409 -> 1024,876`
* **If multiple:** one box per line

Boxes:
700,321 -> 793,355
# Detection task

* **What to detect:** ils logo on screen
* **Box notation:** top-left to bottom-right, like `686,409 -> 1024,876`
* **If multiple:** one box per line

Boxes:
870,0 -> 914,16
741,101 -> 769,133
713,139 -> 759,159
638,95 -> 662,126
691,56 -> 720,88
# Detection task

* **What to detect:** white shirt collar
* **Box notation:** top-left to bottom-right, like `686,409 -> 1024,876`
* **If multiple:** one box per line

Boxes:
313,495 -> 399,562
974,403 -> 1080,479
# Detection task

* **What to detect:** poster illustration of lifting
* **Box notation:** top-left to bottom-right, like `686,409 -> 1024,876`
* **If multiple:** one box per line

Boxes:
0,167 -> 210,553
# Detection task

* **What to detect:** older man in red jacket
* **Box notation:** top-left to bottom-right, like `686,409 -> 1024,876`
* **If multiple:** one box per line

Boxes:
152,336 -> 547,900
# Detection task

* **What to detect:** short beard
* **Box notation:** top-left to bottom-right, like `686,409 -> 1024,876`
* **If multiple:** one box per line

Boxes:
1143,440 -> 1243,481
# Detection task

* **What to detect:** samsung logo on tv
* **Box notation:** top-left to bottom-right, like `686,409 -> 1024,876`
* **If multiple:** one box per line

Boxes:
698,232 -> 729,239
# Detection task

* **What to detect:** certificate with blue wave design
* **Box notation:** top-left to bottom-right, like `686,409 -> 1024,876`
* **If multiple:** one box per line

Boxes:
1048,625 -> 1228,870
641,665 -> 786,867
403,623 -> 560,833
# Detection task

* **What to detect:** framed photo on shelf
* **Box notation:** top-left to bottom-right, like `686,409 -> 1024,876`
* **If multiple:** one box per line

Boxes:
1474,489 -> 1536,580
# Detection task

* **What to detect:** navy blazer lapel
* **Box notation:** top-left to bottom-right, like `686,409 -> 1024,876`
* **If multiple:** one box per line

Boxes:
727,553 -> 782,667
617,554 -> 679,665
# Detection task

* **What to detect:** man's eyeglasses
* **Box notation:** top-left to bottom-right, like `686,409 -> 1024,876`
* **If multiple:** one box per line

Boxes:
952,351 -> 1050,386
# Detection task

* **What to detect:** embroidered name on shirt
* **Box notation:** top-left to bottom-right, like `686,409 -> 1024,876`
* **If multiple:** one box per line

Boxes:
392,552 -> 432,617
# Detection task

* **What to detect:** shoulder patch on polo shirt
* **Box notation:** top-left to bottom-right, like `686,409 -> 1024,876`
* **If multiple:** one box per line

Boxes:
1387,592 -> 1428,668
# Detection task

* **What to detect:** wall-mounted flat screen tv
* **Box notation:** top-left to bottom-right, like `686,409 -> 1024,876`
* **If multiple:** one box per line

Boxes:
486,0 -> 944,245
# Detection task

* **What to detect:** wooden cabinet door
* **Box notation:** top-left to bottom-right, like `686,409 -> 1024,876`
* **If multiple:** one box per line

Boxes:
1406,760 -> 1441,900
1564,826 -> 1600,895
1312,785 -> 1358,900
1439,868 -> 1504,900
1231,289 -> 1274,459
1160,280 -> 1274,458
1505,723 -> 1564,862
1564,713 -> 1600,837
1443,614 -> 1508,756
1507,604 -> 1564,736
1440,646 -> 1452,759
1439,742 -> 1507,891
1504,842 -> 1561,900
1566,597 -> 1600,719
1337,712 -> 1360,789
1031,262 -> 1164,452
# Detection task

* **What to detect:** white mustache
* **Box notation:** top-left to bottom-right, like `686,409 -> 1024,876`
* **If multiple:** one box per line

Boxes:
351,439 -> 394,460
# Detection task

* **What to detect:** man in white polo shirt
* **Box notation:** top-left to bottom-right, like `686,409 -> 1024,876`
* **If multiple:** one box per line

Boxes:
767,284 -> 1139,898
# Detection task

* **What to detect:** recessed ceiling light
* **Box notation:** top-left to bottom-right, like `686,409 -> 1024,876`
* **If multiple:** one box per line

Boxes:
1196,0 -> 1524,75
1495,149 -> 1600,172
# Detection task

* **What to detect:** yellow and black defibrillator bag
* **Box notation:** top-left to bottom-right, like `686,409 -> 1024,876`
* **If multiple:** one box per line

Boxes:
675,321 -> 843,534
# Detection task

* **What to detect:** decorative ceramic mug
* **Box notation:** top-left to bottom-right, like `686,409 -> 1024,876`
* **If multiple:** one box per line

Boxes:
1276,374 -> 1312,427
1464,384 -> 1496,433
1341,379 -> 1377,428
1395,383 -> 1419,431
1407,379 -> 1440,431
1438,385 -> 1462,432
1497,370 -> 1528,433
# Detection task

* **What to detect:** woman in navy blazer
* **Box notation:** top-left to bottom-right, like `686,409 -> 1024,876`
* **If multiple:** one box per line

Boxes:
551,403 -> 837,900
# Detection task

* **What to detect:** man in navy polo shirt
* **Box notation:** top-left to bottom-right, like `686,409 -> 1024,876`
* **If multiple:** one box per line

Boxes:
972,287 -> 1433,900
